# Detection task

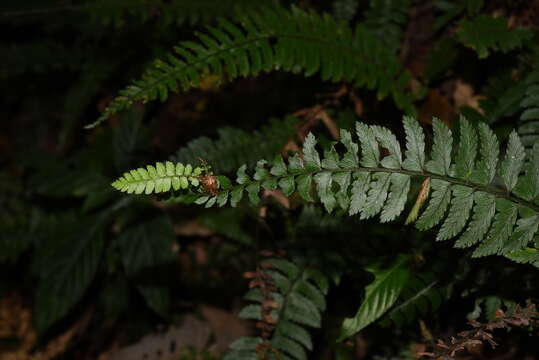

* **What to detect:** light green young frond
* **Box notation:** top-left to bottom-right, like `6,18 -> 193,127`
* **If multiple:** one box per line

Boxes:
111,161 -> 204,194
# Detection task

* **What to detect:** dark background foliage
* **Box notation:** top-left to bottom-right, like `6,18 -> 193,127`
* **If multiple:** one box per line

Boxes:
1,0 -> 539,359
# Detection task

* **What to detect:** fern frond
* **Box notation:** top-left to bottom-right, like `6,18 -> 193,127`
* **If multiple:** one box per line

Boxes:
89,4 -> 416,128
226,257 -> 331,360
457,15 -> 533,59
172,117 -> 298,174
113,116 -> 539,262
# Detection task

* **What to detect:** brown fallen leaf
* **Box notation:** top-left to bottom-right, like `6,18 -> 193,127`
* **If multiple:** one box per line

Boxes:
453,79 -> 485,114
419,90 -> 452,127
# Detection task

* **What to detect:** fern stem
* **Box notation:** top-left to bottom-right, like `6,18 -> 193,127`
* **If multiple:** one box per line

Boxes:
243,167 -> 539,213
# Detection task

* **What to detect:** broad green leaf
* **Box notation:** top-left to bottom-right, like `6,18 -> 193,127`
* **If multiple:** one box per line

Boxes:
118,217 -> 176,316
339,254 -> 412,340
35,216 -> 105,333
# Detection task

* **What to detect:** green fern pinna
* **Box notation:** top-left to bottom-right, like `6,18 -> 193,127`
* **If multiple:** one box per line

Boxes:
113,116 -> 539,264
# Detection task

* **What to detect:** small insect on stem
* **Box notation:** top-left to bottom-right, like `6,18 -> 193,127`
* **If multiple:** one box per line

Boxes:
200,175 -> 219,196
197,158 -> 219,196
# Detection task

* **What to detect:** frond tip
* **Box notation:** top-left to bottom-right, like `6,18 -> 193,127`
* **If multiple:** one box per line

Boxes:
111,161 -> 205,195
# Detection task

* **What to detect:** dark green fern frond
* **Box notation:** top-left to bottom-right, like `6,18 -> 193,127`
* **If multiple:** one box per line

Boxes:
89,4 -> 416,128
457,15 -> 533,59
172,116 -> 298,174
112,116 -> 539,264
225,257 -> 332,360
363,0 -> 411,54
